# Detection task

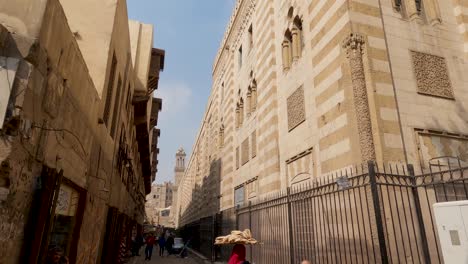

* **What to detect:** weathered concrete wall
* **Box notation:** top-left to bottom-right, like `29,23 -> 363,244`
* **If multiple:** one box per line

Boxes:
59,0 -> 117,97
0,0 -> 48,56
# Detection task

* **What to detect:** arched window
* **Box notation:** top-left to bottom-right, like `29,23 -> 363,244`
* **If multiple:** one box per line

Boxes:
282,30 -> 293,70
292,16 -> 303,60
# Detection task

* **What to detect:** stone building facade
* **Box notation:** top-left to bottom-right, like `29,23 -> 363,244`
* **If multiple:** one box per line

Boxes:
0,0 -> 164,263
145,182 -> 175,227
146,149 -> 185,228
172,147 -> 186,227
176,0 -> 468,227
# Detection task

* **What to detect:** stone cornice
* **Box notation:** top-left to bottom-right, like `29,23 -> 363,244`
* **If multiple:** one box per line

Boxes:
212,0 -> 255,77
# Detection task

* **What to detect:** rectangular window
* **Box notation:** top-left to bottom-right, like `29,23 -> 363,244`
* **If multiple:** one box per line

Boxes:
238,46 -> 243,69
415,0 -> 422,12
248,25 -> 253,51
103,54 -> 117,126
241,138 -> 249,165
234,186 -> 245,207
0,57 -> 19,128
110,76 -> 122,138
236,147 -> 240,169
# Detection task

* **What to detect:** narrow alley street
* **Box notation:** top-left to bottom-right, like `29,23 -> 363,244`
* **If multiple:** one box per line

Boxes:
129,253 -> 200,264
2,0 -> 468,263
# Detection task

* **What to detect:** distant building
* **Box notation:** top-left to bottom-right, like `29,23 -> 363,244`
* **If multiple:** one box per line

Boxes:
146,182 -> 175,227
173,147 -> 186,227
146,148 -> 186,227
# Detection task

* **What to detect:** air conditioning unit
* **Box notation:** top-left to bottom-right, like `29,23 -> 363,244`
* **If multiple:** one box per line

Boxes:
0,56 -> 20,128
433,201 -> 468,264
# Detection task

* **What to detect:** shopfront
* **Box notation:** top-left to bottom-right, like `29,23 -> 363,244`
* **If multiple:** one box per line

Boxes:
25,166 -> 86,264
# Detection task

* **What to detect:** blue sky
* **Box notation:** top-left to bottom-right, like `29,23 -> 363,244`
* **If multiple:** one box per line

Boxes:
127,0 -> 235,183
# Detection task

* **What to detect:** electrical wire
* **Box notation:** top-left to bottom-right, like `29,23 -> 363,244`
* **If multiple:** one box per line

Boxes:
32,124 -> 88,158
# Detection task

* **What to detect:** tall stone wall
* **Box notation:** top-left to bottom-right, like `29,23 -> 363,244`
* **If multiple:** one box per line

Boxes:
177,0 -> 467,227
0,0 -> 154,262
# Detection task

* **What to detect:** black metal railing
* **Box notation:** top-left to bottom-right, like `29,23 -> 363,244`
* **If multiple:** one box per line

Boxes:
183,159 -> 468,264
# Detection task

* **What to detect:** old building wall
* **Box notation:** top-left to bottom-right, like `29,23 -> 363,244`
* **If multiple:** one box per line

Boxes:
59,0 -> 117,97
380,0 -> 468,171
177,0 -> 467,227
0,0 -> 101,261
0,0 -> 48,56
0,0 -> 162,262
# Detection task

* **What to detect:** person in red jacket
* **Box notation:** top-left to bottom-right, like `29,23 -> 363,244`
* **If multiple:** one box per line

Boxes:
228,244 -> 250,264
144,233 -> 156,261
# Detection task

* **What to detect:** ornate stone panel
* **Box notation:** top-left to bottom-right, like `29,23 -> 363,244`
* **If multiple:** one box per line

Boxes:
286,148 -> 314,187
241,138 -> 249,165
287,86 -> 306,131
411,51 -> 454,99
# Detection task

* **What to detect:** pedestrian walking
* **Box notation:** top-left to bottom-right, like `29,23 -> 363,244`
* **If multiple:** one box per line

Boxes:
158,235 -> 166,257
144,233 -> 156,261
132,232 -> 144,256
228,244 -> 250,264
165,234 -> 174,256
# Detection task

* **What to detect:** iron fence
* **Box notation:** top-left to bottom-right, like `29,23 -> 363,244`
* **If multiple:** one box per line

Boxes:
183,159 -> 468,264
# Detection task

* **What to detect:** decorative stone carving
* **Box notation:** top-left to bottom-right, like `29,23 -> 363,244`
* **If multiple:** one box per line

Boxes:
411,51 -> 454,99
241,138 -> 249,165
343,33 -> 376,162
287,86 -> 306,131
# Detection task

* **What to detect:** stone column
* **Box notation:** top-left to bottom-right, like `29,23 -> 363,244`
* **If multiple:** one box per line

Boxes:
292,27 -> 300,61
282,41 -> 291,70
423,0 -> 441,25
403,0 -> 420,20
342,33 -> 376,162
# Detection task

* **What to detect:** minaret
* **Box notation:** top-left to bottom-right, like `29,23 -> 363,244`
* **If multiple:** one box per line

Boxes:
174,147 -> 186,187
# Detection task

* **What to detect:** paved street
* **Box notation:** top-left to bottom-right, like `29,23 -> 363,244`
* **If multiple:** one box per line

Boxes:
129,251 -> 200,264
